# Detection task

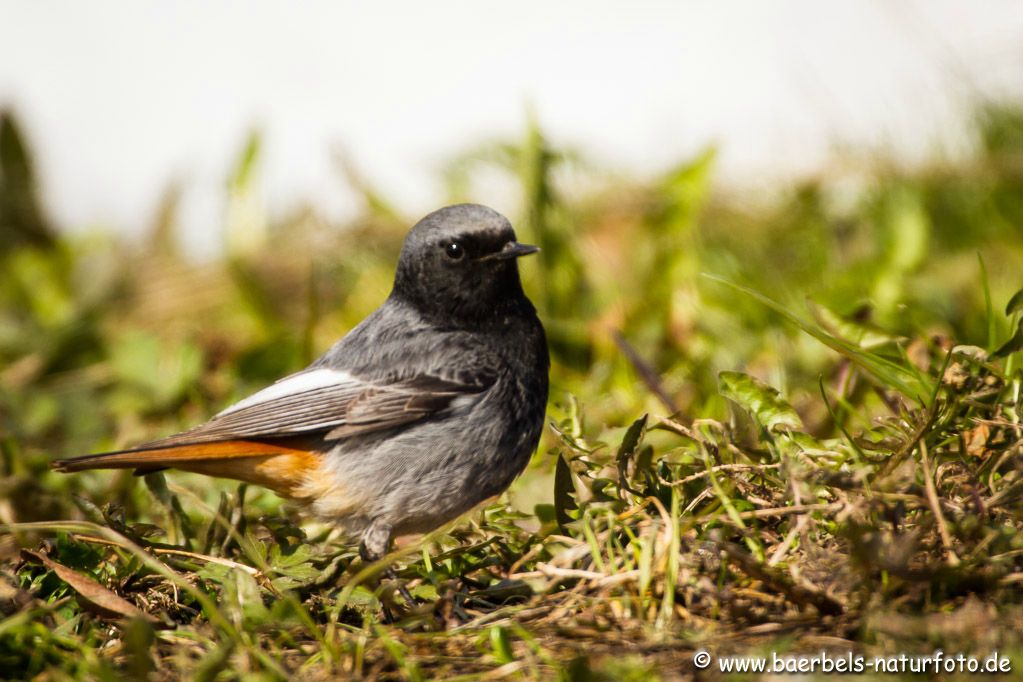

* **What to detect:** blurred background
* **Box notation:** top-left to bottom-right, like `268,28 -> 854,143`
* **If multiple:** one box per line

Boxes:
3,2 -> 1023,255
2,1 -> 1023,518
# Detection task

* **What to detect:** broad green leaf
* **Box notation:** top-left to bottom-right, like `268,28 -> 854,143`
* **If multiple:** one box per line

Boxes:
807,300 -> 898,350
718,371 -> 802,433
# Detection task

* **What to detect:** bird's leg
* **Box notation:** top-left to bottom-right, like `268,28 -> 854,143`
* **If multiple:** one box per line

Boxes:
358,520 -> 392,563
359,521 -> 417,610
386,567 -> 417,613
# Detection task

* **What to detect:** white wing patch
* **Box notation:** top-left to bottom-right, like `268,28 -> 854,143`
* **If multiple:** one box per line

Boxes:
217,368 -> 357,416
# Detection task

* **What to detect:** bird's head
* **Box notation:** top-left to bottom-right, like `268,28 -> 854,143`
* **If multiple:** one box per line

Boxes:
392,204 -> 539,324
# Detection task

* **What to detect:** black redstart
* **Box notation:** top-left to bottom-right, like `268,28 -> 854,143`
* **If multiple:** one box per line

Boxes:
52,204 -> 550,562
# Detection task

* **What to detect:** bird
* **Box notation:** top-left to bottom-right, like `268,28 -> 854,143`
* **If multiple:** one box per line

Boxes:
51,204 -> 550,564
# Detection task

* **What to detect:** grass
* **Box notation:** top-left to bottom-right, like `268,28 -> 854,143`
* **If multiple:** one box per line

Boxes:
2,103 -> 1023,679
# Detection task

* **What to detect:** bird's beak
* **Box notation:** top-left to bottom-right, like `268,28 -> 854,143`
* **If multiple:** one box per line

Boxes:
479,241 -> 541,261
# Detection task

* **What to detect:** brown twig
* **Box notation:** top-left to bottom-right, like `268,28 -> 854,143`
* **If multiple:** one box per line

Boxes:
718,541 -> 843,616
918,441 -> 960,566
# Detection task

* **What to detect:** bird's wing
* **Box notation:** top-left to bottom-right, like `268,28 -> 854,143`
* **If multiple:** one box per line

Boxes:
139,366 -> 494,448
50,325 -> 503,493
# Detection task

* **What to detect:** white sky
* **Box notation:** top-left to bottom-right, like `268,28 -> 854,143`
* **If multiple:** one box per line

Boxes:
2,1 -> 1022,256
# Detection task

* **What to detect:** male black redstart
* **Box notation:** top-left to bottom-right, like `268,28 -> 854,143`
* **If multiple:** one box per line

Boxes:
52,204 -> 549,562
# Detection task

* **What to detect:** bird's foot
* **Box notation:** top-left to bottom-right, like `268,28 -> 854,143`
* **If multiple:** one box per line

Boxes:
386,566 -> 417,609
358,521 -> 416,616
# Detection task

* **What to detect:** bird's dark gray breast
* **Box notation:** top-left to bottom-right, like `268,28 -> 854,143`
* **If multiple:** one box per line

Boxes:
470,311 -> 549,498
315,297 -> 548,516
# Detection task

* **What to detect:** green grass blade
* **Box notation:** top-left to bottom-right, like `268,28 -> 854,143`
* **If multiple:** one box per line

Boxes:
703,274 -> 935,403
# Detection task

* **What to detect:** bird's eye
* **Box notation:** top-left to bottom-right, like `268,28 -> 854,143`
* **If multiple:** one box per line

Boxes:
445,242 -> 465,260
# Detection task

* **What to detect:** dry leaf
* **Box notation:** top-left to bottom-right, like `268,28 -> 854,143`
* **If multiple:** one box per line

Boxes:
21,549 -> 157,623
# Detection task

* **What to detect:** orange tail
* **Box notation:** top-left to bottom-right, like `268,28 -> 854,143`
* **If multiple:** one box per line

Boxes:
51,440 -> 322,499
